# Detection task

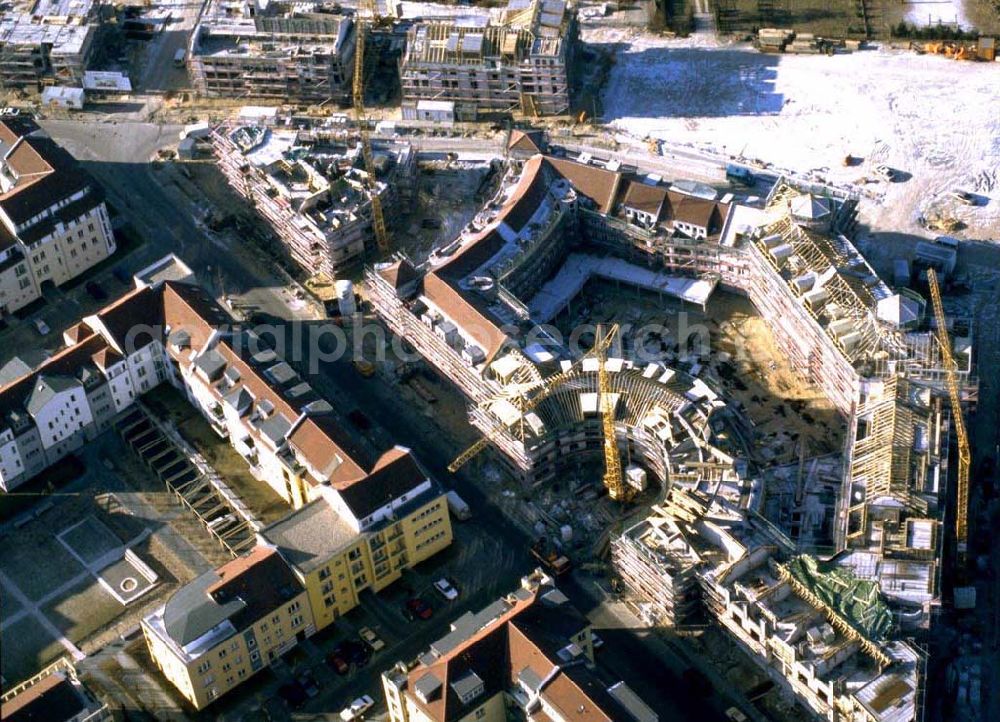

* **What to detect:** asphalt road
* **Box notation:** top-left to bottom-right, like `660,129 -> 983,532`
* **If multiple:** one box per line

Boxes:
41,120 -> 320,324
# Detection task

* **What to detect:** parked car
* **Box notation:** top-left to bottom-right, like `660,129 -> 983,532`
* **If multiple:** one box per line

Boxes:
325,650 -> 349,675
873,163 -> 895,182
85,281 -> 107,301
951,189 -> 977,206
358,626 -> 385,652
404,597 -> 433,620
33,319 -> 50,336
278,681 -> 307,709
297,669 -> 320,698
340,695 -> 375,721
433,578 -> 459,601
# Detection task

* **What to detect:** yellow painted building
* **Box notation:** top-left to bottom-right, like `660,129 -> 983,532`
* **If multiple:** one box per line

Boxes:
141,546 -> 315,710
263,482 -> 453,632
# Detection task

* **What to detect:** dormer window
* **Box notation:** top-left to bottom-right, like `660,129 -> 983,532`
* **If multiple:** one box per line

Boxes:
257,399 -> 275,418
451,670 -> 484,705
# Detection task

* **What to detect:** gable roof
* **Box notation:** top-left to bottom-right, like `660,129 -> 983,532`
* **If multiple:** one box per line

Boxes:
622,181 -> 668,217
422,271 -> 508,362
544,156 -> 622,214
335,446 -> 427,519
508,129 -> 544,155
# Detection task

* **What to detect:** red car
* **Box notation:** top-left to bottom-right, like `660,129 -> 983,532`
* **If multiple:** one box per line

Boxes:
404,597 -> 433,620
325,651 -> 349,675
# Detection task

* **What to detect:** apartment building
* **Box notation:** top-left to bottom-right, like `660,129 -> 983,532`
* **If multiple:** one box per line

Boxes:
399,0 -> 576,120
189,0 -> 355,103
382,569 -> 658,722
213,124 -> 416,280
142,546 -> 314,709
0,0 -> 99,89
0,114 -> 115,315
262,464 -> 452,631
614,492 -> 924,722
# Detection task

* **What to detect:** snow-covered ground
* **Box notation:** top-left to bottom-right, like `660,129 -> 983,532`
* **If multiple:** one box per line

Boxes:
592,28 -> 1000,240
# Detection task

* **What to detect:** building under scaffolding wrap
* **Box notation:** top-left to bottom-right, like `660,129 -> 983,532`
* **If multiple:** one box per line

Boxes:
366,143 -> 970,721
212,122 -> 415,280
399,0 -> 576,119
189,0 -> 355,102
614,491 -> 925,722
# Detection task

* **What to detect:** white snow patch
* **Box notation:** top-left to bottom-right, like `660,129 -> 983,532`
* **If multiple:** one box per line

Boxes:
592,28 -> 1000,240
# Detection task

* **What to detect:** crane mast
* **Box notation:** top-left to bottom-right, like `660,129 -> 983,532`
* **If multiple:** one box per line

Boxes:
927,269 -> 971,565
448,327 -> 631,503
353,0 -> 389,255
596,324 -> 627,501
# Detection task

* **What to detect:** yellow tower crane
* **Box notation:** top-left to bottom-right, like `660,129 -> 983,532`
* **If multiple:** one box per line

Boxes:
353,0 -> 389,256
927,268 -> 971,565
595,324 -> 628,501
448,327 -> 631,502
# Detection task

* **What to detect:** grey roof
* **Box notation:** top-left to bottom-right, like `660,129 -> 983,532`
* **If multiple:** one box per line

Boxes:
194,348 -> 227,379
162,570 -> 243,647
606,681 -> 660,722
257,412 -> 292,445
265,361 -> 298,386
450,670 -> 484,700
25,376 -> 79,416
413,672 -> 443,702
517,666 -> 543,693
431,599 -> 511,657
223,386 -> 254,416
262,499 -> 358,575
0,357 -> 32,385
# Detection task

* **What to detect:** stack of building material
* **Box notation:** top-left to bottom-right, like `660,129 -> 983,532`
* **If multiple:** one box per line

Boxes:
757,28 -> 793,53
786,33 -> 823,54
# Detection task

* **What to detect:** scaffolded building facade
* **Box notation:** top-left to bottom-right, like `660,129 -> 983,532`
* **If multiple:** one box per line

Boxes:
212,123 -> 415,280
189,0 -> 355,102
399,0 -> 576,120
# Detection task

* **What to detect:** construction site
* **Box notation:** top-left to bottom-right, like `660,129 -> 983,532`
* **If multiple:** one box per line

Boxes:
365,129 -> 977,722
212,120 -> 417,282
398,0 -> 576,120
188,0 -> 357,103
0,0 -> 99,90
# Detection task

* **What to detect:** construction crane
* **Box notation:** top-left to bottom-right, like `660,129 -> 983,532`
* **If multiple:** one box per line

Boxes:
353,0 -> 389,256
595,324 -> 627,501
449,326 -> 630,502
927,268 -> 971,565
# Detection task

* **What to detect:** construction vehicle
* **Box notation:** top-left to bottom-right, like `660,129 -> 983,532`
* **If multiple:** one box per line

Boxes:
353,0 -> 389,255
530,537 -> 571,576
725,163 -> 755,186
927,269 -> 971,567
445,490 -> 472,521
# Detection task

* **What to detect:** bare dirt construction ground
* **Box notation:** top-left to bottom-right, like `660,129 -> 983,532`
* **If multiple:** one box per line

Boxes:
549,281 -> 843,461
589,26 -> 1000,240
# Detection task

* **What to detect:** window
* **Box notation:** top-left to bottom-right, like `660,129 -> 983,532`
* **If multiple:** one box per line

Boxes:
287,601 -> 300,614
324,595 -> 335,608
476,709 -> 486,719
207,688 -> 218,700
271,614 -> 280,625
222,663 -> 231,672
196,661 -> 212,675
237,669 -> 247,679
291,615 -> 303,628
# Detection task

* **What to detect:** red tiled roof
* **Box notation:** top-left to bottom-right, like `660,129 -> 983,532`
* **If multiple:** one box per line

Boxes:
422,272 -> 508,362
622,181 -> 668,217
544,156 -> 622,214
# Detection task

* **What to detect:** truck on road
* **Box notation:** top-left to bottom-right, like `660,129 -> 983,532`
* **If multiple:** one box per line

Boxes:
446,490 -> 471,521
725,163 -> 755,186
